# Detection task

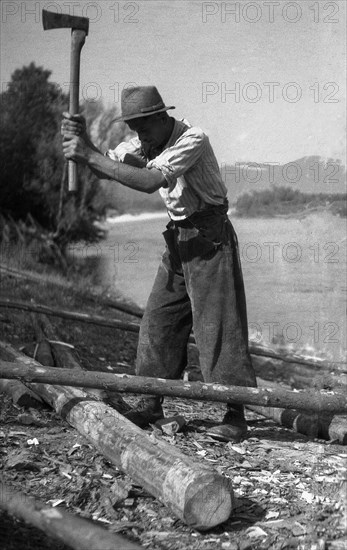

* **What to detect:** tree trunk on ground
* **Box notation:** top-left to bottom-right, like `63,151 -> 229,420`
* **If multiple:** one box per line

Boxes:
0,342 -> 233,531
0,483 -> 143,550
0,341 -> 45,409
0,379 -> 44,408
0,355 -> 346,414
247,404 -> 347,445
0,298 -> 141,333
251,379 -> 347,444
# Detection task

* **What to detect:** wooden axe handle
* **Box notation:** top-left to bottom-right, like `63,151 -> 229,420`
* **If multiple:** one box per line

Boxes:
69,29 -> 86,192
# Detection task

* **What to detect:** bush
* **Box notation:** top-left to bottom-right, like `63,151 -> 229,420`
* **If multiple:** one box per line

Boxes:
234,186 -> 347,217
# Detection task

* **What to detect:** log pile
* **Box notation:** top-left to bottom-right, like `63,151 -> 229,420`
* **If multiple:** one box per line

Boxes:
0,296 -> 346,443
0,295 -> 346,445
1,239 -> 346,548
0,341 -> 234,531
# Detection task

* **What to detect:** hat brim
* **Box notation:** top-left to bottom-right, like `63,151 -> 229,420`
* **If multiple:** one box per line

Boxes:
112,105 -> 175,123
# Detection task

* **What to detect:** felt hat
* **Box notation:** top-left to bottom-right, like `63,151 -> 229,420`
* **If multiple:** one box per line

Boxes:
112,86 -> 175,122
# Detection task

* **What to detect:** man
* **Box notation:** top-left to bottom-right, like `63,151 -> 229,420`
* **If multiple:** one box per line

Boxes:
62,86 -> 257,442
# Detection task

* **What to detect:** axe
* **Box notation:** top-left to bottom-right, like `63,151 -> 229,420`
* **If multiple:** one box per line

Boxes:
42,9 -> 89,192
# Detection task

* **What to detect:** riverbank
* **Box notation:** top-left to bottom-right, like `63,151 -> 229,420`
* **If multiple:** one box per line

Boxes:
0,271 -> 346,550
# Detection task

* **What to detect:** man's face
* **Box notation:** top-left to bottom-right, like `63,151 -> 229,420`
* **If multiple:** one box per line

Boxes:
127,114 -> 168,149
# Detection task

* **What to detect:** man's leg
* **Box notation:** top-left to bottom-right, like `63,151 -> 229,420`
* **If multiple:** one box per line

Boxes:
180,222 -> 255,386
179,217 -> 256,440
125,228 -> 193,427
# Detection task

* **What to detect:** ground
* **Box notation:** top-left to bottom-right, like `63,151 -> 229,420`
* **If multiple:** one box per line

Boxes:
0,270 -> 346,550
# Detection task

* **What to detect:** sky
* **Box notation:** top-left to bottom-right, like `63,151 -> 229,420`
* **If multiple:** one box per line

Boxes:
1,0 -> 346,164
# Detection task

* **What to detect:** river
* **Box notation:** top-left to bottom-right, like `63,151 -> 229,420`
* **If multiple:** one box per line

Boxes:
74,211 -> 347,364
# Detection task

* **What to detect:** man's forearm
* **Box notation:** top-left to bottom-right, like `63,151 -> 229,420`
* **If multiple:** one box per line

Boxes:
87,150 -> 165,194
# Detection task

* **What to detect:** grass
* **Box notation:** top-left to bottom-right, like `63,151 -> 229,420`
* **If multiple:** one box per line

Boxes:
0,239 -> 108,299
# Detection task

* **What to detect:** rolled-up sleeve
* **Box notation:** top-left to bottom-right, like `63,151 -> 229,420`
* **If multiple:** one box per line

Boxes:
107,138 -> 143,162
147,127 -> 206,187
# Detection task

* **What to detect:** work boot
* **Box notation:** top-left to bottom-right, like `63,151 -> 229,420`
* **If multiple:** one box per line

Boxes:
124,396 -> 164,428
103,391 -> 132,415
206,405 -> 248,443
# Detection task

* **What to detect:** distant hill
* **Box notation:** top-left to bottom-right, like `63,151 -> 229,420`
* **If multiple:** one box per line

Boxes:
222,156 -> 346,199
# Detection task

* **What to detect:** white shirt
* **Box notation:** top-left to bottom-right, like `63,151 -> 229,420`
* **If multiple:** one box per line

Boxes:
108,118 -> 227,220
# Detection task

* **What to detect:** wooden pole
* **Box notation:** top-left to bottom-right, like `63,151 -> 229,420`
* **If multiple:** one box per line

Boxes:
0,298 -> 141,333
0,342 -> 233,530
0,483 -> 143,550
252,355 -> 347,391
0,298 -> 344,372
0,265 -> 143,317
249,343 -> 346,373
0,357 -> 346,414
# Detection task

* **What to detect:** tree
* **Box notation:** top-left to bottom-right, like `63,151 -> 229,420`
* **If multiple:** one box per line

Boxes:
0,63 -> 134,258
0,63 -> 67,227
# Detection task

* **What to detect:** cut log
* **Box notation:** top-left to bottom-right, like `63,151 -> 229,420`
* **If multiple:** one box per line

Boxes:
249,379 -> 347,444
0,483 -> 143,550
1,298 -> 345,373
0,379 -> 44,408
0,356 -> 346,413
0,342 -> 233,530
0,343 -> 44,408
247,405 -> 347,445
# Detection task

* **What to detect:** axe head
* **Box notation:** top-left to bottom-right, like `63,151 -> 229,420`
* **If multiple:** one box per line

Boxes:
42,9 -> 89,35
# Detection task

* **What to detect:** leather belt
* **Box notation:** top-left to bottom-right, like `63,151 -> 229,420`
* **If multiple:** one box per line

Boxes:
170,200 -> 229,228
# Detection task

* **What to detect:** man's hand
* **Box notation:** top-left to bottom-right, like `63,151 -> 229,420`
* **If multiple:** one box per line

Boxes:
61,112 -> 87,139
61,112 -> 100,164
62,134 -> 91,165
60,112 -> 166,192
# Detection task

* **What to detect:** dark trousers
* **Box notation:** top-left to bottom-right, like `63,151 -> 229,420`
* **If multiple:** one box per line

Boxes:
136,205 -> 257,388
